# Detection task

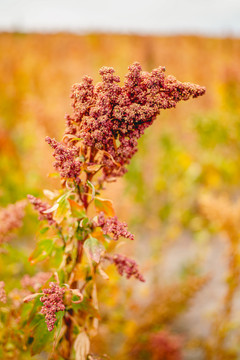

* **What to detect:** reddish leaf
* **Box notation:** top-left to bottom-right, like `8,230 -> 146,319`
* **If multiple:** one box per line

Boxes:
68,199 -> 86,218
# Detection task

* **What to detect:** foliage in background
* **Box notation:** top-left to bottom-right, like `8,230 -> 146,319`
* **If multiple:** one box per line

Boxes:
124,62 -> 240,359
0,33 -> 240,359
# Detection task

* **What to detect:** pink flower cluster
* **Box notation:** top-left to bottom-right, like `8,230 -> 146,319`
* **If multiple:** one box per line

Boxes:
45,137 -> 82,183
0,200 -> 26,243
40,282 -> 65,332
97,212 -> 134,241
65,62 -> 205,178
0,281 -> 7,303
108,254 -> 145,282
27,195 -> 55,225
21,272 -> 51,291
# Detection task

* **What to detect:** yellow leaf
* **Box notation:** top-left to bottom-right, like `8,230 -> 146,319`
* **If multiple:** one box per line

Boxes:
74,332 -> 90,360
94,198 -> 115,217
86,164 -> 102,173
91,227 -> 105,242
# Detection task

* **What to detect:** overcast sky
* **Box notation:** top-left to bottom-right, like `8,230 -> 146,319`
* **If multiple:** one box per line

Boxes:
0,0 -> 240,36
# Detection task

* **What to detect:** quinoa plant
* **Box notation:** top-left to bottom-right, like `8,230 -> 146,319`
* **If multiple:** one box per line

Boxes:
200,195 -> 240,359
0,62 -> 205,359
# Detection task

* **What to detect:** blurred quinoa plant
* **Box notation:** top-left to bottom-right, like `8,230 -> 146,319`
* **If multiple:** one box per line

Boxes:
199,195 -> 240,359
0,200 -> 27,244
0,62 -> 205,359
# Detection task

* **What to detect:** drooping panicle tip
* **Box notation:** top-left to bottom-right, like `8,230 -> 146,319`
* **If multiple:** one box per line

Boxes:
197,85 -> 206,97
62,62 -> 206,179
99,66 -> 115,76
128,61 -> 142,73
45,136 -> 53,145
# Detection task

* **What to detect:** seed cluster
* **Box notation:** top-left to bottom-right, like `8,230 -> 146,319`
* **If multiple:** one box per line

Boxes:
27,195 -> 55,225
98,212 -> 134,241
0,281 -> 7,303
0,200 -> 26,243
64,62 -> 205,178
111,254 -> 145,282
40,282 -> 65,332
45,137 -> 82,183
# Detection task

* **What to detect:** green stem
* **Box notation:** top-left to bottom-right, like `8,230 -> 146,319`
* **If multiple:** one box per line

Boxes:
56,224 -> 66,247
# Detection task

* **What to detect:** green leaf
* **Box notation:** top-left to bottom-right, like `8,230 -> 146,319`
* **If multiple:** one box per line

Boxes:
56,192 -> 72,204
27,296 -> 43,324
71,297 -> 100,318
79,155 -> 85,162
83,237 -> 105,263
48,172 -> 60,178
29,239 -> 54,264
53,311 -> 65,349
30,314 -> 54,355
86,180 -> 95,199
54,192 -> 71,223
21,302 -> 34,323
39,226 -> 49,235
43,203 -> 59,213
80,217 -> 89,228
68,136 -> 83,143
56,269 -> 66,285
50,246 -> 64,268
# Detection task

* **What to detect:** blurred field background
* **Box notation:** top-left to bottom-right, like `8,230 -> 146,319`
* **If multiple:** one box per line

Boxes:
1,32 -> 240,359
